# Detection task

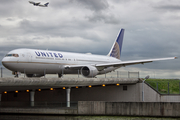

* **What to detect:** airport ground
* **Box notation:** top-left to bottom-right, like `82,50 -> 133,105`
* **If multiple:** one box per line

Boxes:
0,115 -> 180,120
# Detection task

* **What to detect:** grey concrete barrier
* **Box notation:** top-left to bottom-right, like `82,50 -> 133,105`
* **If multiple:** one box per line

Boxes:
78,101 -> 180,117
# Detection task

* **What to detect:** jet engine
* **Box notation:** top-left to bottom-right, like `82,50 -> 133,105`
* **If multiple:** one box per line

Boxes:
81,66 -> 99,78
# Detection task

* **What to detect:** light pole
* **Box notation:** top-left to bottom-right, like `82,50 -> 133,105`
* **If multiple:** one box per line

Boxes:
142,75 -> 150,102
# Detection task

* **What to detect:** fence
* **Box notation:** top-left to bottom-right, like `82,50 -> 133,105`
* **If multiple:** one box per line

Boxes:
146,80 -> 180,94
0,67 -> 139,78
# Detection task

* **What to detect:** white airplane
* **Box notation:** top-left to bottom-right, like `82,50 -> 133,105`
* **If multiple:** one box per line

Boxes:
29,1 -> 49,7
1,29 -> 177,78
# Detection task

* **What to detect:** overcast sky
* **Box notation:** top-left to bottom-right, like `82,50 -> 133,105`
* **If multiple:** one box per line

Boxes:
0,0 -> 180,78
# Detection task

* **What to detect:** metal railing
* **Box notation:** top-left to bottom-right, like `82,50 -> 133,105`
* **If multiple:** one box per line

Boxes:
0,67 -> 139,78
145,81 -> 180,94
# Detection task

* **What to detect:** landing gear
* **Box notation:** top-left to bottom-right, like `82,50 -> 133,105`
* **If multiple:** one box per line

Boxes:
12,71 -> 19,78
15,72 -> 19,77
26,74 -> 34,77
26,74 -> 44,78
58,74 -> 63,78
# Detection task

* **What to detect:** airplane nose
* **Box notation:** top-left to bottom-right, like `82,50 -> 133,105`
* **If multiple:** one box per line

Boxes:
2,57 -> 6,66
1,57 -> 9,68
2,56 -> 18,71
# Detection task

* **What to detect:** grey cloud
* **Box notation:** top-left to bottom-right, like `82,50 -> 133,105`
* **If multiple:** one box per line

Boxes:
17,18 -> 103,42
75,0 -> 109,12
0,0 -> 15,4
86,12 -> 120,24
18,19 -> 61,36
0,1 -> 28,18
51,0 -> 109,12
155,5 -> 180,11
49,0 -> 73,9
121,28 -> 180,60
6,18 -> 15,21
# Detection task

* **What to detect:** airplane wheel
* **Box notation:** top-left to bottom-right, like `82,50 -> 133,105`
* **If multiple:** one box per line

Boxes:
58,74 -> 62,78
26,74 -> 33,77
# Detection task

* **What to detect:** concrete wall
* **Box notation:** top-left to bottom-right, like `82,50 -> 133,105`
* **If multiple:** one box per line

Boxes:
143,83 -> 180,102
78,101 -> 180,117
1,83 -> 180,102
78,101 -> 105,115
160,95 -> 180,102
143,83 -> 161,102
0,101 -> 180,117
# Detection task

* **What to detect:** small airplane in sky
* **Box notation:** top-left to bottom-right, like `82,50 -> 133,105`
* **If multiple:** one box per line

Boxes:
29,1 -> 49,7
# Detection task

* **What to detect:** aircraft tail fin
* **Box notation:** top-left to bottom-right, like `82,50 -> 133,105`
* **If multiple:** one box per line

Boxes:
44,2 -> 49,6
107,29 -> 124,59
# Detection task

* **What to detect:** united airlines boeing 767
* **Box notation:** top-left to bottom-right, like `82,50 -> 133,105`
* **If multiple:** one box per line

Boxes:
1,29 -> 177,78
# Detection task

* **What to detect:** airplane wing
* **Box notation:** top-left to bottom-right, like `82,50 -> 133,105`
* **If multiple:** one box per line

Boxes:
29,1 -> 40,5
35,2 -> 41,5
95,57 -> 177,68
65,57 -> 177,70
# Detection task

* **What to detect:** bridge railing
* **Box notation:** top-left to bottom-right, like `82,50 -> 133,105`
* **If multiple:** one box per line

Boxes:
0,67 -> 139,78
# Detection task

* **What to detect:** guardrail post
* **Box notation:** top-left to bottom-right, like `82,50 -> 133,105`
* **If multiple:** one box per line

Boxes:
0,93 -> 1,102
44,69 -> 46,78
168,82 -> 169,94
92,70 -> 93,78
62,69 -> 64,78
179,82 -> 180,94
78,69 -> 79,78
1,67 -> 2,78
128,71 -> 130,78
24,69 -> 26,78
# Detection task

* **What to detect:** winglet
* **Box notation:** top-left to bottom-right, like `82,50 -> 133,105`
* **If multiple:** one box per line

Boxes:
107,29 -> 125,59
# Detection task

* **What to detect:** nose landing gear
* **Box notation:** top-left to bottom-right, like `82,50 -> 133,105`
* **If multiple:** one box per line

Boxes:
12,71 -> 19,77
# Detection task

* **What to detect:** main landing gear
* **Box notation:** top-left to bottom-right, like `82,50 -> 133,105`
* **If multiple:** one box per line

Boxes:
58,74 -> 63,78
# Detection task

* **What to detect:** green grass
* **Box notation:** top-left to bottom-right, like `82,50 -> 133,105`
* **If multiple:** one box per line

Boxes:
145,79 -> 180,94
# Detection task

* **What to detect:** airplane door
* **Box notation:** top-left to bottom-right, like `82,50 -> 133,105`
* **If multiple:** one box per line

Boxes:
27,53 -> 32,62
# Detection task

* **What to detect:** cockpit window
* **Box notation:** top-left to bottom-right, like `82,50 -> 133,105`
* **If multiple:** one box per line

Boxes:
5,54 -> 19,57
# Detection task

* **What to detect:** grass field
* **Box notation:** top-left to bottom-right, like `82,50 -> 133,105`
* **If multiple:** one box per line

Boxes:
145,79 -> 180,94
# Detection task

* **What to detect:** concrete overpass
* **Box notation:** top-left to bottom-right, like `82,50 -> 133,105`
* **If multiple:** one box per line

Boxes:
0,77 -> 139,107
0,77 -> 180,116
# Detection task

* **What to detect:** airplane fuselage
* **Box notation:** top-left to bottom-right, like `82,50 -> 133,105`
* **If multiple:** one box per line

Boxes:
2,48 -> 120,77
